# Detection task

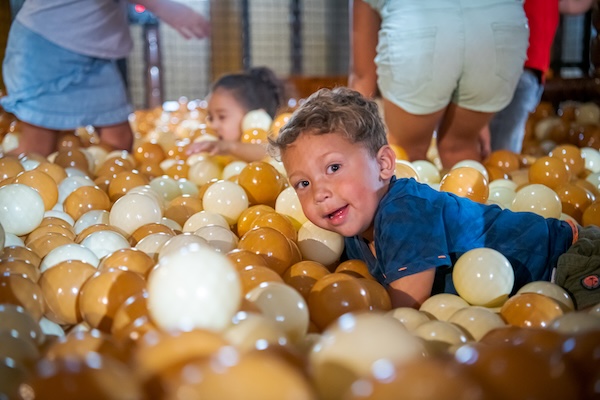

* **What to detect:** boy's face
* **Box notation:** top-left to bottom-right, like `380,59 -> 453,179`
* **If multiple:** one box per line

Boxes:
206,88 -> 247,142
281,132 -> 395,238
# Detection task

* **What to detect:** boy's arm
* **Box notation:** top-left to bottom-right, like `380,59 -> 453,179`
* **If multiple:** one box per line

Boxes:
132,0 -> 210,39
559,0 -> 595,14
348,0 -> 380,98
387,268 -> 436,309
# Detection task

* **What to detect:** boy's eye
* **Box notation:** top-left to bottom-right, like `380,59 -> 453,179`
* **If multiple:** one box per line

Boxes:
295,180 -> 310,189
327,164 -> 341,174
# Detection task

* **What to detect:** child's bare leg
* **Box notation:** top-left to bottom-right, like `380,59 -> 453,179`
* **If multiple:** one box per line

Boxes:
383,99 -> 445,162
96,121 -> 134,152
9,121 -> 58,157
436,103 -> 494,168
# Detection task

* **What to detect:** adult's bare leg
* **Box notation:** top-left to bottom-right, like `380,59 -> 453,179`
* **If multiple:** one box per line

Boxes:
9,121 -> 58,157
96,121 -> 134,152
383,99 -> 445,162
436,103 -> 494,168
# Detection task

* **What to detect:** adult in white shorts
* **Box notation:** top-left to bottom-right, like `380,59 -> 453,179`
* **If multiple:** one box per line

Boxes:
349,0 -> 529,168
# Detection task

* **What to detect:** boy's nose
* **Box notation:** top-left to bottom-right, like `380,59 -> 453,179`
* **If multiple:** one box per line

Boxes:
314,185 -> 331,204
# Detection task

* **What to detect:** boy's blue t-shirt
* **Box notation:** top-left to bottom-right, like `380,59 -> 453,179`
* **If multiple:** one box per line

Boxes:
344,177 -> 574,295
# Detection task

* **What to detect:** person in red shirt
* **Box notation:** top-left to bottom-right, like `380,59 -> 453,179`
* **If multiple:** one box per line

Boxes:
488,0 -> 594,153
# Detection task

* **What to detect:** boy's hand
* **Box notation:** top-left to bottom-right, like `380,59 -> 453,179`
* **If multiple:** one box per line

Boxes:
147,0 -> 211,39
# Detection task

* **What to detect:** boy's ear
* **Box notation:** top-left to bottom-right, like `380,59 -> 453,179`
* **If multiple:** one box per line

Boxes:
377,145 -> 396,179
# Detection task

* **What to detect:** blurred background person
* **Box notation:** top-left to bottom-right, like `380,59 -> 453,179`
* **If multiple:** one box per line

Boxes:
488,0 -> 595,153
0,0 -> 210,157
349,0 -> 529,168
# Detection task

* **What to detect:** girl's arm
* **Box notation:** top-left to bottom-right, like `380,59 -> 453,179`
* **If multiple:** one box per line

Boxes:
387,268 -> 436,309
187,140 -> 268,163
348,0 -> 380,98
132,0 -> 210,39
222,141 -> 269,163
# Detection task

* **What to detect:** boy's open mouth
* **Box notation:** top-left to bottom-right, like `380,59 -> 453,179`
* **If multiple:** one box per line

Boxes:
327,205 -> 348,220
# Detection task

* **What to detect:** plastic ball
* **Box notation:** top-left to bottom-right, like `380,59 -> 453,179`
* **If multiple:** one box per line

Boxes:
202,180 -> 249,225
297,220 -> 344,267
147,243 -> 241,332
275,186 -> 308,230
500,292 -> 564,328
511,183 -> 562,218
0,184 -> 45,236
78,268 -> 146,333
419,293 -> 470,321
528,156 -> 571,190
40,260 -> 97,325
516,280 -> 575,312
447,306 -> 506,341
309,312 -> 426,400
242,109 -> 273,132
237,161 -> 284,207
386,307 -> 432,332
245,281 -> 309,342
109,193 -> 163,236
439,166 -> 489,204
453,248 -> 514,307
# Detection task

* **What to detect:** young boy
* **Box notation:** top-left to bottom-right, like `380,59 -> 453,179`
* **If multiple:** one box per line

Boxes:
269,87 -> 600,310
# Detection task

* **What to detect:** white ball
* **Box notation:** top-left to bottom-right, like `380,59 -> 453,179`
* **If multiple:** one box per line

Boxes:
43,210 -> 75,226
74,210 -> 110,234
194,225 -> 239,253
488,179 -> 518,192
39,317 -> 65,337
135,232 -> 174,260
0,184 -> 45,236
147,243 -> 242,332
412,160 -> 441,184
183,210 -> 230,232
241,109 -> 273,132
275,187 -> 308,230
177,178 -> 199,197
222,161 -> 249,181
309,313 -> 426,399
80,230 -> 130,259
4,232 -> 24,247
109,193 -> 163,236
511,183 -> 562,219
585,171 -> 600,191
580,147 -> 600,174
158,232 -> 209,260
149,176 -> 182,203
187,158 -> 223,187
40,243 -> 100,273
487,186 -> 516,209
245,281 -> 309,342
297,221 -> 344,266
453,247 -> 515,307
202,180 -> 249,225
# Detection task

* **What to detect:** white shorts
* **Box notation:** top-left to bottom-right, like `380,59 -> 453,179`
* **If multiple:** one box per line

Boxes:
374,0 -> 529,114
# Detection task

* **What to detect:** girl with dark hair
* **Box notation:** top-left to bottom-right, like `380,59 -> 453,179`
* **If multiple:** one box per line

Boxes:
187,66 -> 285,162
